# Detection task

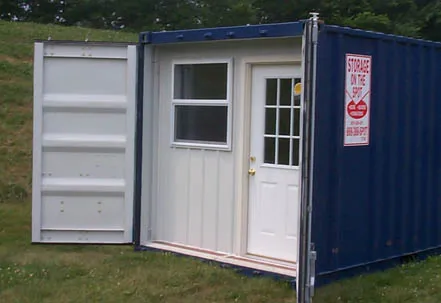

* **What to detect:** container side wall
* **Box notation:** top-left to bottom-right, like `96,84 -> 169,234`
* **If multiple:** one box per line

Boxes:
153,39 -> 303,254
313,28 -> 441,280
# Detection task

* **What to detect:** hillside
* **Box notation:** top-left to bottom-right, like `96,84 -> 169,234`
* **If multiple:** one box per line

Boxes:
1,21 -> 441,303
0,21 -> 137,204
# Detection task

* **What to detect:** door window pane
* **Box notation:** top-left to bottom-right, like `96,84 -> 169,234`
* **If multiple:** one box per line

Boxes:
278,138 -> 290,165
175,105 -> 228,143
292,139 -> 300,166
264,137 -> 276,164
265,108 -> 276,135
293,108 -> 301,136
294,78 -> 301,106
280,79 -> 292,106
266,79 -> 277,106
279,108 -> 291,136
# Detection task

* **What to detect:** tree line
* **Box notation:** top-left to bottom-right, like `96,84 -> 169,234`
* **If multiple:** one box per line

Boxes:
1,0 -> 440,41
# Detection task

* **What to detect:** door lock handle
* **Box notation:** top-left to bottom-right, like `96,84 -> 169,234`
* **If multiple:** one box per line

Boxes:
248,168 -> 256,176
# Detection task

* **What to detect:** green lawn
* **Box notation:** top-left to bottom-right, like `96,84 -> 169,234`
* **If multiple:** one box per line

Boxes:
1,20 -> 441,303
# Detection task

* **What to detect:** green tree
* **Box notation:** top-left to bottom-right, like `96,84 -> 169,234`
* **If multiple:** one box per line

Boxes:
419,0 -> 441,41
1,0 -> 441,42
62,0 -> 117,29
252,0 -> 316,23
111,0 -> 157,31
0,0 -> 22,20
197,0 -> 257,27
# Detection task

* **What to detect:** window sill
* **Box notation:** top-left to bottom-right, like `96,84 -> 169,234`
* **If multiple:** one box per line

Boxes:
171,141 -> 232,151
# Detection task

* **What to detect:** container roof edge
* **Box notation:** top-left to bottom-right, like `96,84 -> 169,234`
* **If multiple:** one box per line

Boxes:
139,21 -> 306,45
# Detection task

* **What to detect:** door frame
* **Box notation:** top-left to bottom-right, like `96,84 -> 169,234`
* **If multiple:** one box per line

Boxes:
233,56 -> 303,260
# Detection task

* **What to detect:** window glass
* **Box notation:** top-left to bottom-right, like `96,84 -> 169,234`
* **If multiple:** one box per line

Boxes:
174,105 -> 228,144
265,108 -> 276,135
266,79 -> 277,106
279,78 -> 292,106
292,139 -> 300,166
174,63 -> 228,100
264,137 -> 276,164
279,108 -> 291,136
294,78 -> 301,106
278,138 -> 290,165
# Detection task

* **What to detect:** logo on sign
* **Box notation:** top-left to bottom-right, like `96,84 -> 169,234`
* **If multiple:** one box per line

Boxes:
347,99 -> 368,119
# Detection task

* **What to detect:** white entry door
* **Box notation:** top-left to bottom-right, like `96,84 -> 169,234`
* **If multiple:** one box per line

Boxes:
32,41 -> 138,244
247,65 -> 302,263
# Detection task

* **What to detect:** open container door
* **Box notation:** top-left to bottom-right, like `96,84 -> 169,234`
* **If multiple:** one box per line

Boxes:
32,41 -> 138,244
297,13 -> 319,303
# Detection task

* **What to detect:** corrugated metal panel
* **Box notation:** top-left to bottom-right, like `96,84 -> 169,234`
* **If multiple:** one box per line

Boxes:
32,42 -> 137,243
313,26 -> 441,282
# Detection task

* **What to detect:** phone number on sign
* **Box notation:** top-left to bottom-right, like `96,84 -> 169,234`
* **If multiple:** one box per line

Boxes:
346,126 -> 368,137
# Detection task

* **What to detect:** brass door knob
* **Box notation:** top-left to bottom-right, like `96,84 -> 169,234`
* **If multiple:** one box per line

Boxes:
248,168 -> 256,176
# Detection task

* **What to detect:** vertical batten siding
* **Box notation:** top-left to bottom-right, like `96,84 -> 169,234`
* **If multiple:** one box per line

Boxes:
202,151 -> 220,250
173,149 -> 191,244
187,150 -> 205,247
157,147 -> 235,252
216,154 -> 235,253
313,26 -> 441,283
150,39 -> 303,254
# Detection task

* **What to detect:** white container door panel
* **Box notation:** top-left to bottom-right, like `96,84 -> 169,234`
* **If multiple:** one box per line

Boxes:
32,42 -> 137,243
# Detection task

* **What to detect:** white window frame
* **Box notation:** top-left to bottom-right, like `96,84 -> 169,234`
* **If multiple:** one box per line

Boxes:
170,58 -> 233,151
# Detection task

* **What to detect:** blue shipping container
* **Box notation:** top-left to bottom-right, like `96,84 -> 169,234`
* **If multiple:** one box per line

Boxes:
313,25 -> 441,285
135,21 -> 441,287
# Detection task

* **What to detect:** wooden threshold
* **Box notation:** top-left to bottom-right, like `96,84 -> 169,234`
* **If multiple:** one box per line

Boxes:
144,241 -> 297,278
246,253 -> 296,266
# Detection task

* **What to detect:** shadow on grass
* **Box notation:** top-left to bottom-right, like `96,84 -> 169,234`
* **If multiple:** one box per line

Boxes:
0,182 -> 28,203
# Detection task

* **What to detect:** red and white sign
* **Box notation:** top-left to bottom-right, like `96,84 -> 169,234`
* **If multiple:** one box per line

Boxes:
344,54 -> 372,146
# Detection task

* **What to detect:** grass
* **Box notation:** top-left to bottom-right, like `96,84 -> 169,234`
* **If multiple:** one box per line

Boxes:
1,20 -> 441,302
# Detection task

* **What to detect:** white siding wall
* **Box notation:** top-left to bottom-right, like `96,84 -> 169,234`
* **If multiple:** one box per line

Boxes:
149,38 -> 302,254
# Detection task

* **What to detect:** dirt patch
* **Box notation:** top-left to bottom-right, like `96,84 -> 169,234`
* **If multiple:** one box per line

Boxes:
0,54 -> 33,64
